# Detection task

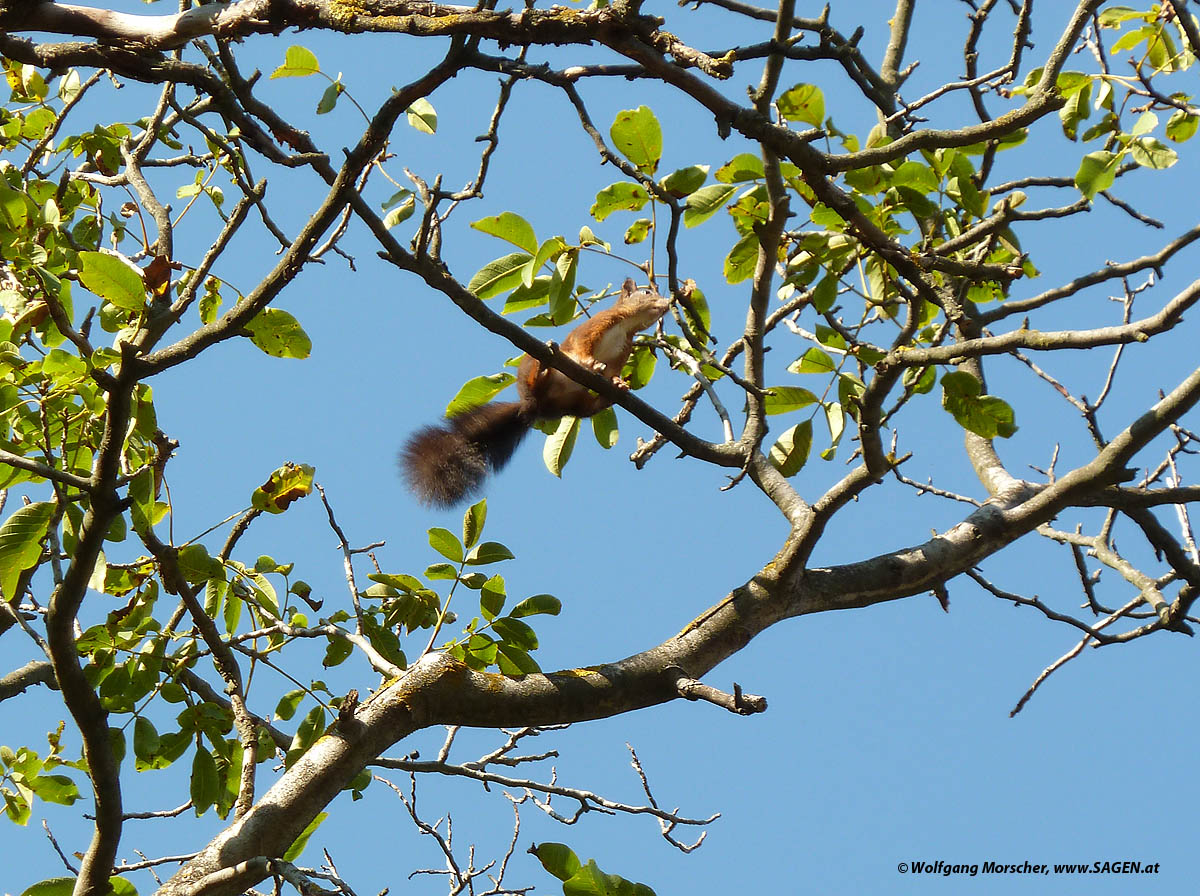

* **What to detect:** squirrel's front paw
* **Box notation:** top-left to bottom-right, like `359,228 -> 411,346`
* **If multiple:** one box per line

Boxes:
613,376 -> 631,391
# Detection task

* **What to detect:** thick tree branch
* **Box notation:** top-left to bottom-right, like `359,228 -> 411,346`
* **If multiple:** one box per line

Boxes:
0,659 -> 58,701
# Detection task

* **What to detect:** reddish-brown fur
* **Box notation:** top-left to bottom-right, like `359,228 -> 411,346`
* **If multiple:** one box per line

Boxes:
401,279 -> 669,507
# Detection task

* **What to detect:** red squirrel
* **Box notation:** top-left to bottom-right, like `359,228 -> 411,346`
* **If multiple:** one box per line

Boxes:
401,278 -> 670,507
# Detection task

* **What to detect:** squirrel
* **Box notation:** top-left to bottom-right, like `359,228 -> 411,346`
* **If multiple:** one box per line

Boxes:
401,278 -> 671,507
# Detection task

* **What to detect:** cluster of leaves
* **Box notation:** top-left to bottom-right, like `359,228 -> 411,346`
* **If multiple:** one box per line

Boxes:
269,44 -> 434,228
1,723 -> 80,825
19,876 -> 136,896
2,471 -> 564,896
444,99 -> 1025,478
1,50 -> 571,891
1016,8 -> 1196,199
531,842 -> 656,896
459,204 -> 668,477
363,498 -> 561,675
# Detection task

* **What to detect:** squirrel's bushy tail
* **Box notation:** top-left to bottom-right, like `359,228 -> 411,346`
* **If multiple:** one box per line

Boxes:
400,401 -> 534,507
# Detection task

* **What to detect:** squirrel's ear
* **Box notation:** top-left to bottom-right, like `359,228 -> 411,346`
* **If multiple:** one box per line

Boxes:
621,277 -> 636,295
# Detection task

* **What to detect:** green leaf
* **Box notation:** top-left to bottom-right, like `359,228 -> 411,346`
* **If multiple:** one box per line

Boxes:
275,688 -> 306,721
678,285 -> 712,339
245,307 -> 311,359
0,501 -> 54,601
445,373 -> 515,417
42,349 -> 86,385
0,181 -> 30,230
463,499 -> 487,549
824,400 -> 845,449
480,576 -> 505,620
716,153 -> 765,184
626,343 -> 657,389
382,189 -> 415,229
591,406 -> 619,448
548,251 -> 579,324
590,183 -> 650,221
889,160 -> 939,193
471,212 -> 538,254
1129,136 -> 1177,169
543,415 -> 580,477
525,236 -> 569,287
764,386 -> 819,415
469,252 -> 533,299
504,278 -> 553,314
623,218 -> 652,244
810,275 -> 838,313
406,98 -> 437,134
788,346 -> 836,375
466,541 -> 515,565
177,543 -> 221,584
283,811 -> 328,861
322,636 -> 353,668
1129,110 -> 1156,138
198,280 -> 222,324
496,642 -> 540,675
723,233 -> 758,284
288,705 -> 326,762
563,859 -> 656,896
78,251 -> 145,311
510,593 -> 561,618
809,203 -> 845,228
426,563 -> 458,580
905,365 -> 937,395
941,371 -> 1018,439
428,527 -> 464,563
269,45 -> 320,78
659,164 -> 708,197
1165,109 -> 1198,143
132,716 -> 161,764
492,616 -> 538,650
610,106 -> 662,175
222,582 -> 241,635
190,745 -> 220,815
29,773 -> 79,806
578,226 -> 610,251
769,420 -> 813,477
19,879 -> 77,896
5,787 -> 31,825
1074,150 -> 1121,199
532,842 -> 583,882
777,83 -> 825,126
369,572 -> 427,593
251,463 -> 315,514
1098,6 -> 1148,27
316,80 -> 342,115
683,184 -> 737,227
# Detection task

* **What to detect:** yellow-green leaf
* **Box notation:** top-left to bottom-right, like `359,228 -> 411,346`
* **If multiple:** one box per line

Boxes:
471,212 -> 537,254
543,416 -> 580,477
769,420 -> 813,477
270,45 -> 320,79
407,98 -> 437,134
245,308 -> 311,359
0,502 -> 54,601
78,251 -> 145,311
283,811 -> 328,861
251,463 -> 315,514
610,105 -> 662,175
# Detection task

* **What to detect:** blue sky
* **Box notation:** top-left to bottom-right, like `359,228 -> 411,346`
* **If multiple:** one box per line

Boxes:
4,2 -> 1199,894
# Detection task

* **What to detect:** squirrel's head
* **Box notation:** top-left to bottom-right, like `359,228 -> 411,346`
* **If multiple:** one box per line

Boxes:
614,277 -> 671,327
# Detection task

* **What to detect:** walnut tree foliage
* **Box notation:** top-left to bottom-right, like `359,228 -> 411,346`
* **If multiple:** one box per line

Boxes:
1,1 -> 1200,894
